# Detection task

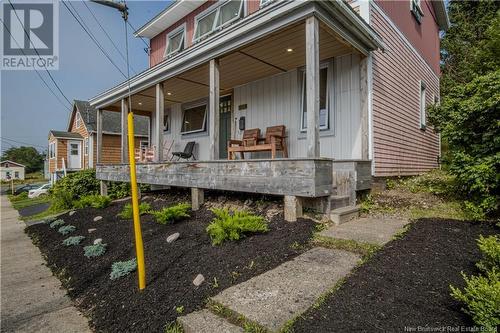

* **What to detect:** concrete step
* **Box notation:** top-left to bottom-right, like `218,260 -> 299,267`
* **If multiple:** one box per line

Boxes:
330,205 -> 360,225
178,309 -> 244,333
211,248 -> 360,332
329,195 -> 351,210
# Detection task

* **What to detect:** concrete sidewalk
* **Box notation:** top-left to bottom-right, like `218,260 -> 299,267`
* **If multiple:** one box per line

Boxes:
0,195 -> 90,333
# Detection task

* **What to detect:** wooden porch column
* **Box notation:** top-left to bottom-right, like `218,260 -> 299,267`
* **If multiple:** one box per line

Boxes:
360,56 -> 369,160
96,108 -> 103,164
305,16 -> 320,158
154,83 -> 164,162
121,98 -> 128,163
209,59 -> 220,160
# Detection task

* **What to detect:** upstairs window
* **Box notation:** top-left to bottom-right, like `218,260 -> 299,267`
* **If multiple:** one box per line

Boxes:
49,142 -> 56,159
420,81 -> 427,130
181,104 -> 207,134
410,0 -> 423,24
300,62 -> 331,131
165,26 -> 185,58
193,0 -> 244,43
260,0 -> 274,7
75,113 -> 81,128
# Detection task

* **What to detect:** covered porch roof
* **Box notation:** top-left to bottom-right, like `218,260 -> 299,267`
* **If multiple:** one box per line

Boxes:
89,0 -> 383,110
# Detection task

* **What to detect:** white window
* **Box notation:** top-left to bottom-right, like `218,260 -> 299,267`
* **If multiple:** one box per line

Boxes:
420,81 -> 426,129
84,138 -> 88,155
14,171 -> 19,178
70,143 -> 79,156
193,0 -> 244,43
181,104 -> 207,134
410,0 -> 423,23
164,25 -> 185,58
300,62 -> 331,131
49,142 -> 56,159
75,113 -> 81,128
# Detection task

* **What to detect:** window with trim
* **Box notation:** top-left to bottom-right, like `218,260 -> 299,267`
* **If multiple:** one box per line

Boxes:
49,142 -> 56,159
164,26 -> 185,58
420,81 -> 426,129
300,62 -> 331,131
14,171 -> 19,178
84,138 -> 88,155
75,113 -> 81,128
181,104 -> 207,134
260,0 -> 274,7
193,0 -> 244,43
410,0 -> 423,23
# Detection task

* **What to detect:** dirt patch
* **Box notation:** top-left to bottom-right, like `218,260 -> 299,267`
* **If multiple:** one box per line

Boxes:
291,218 -> 498,332
25,189 -> 316,332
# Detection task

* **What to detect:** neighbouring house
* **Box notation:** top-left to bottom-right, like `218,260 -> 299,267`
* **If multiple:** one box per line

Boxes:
0,160 -> 25,181
89,0 -> 449,221
47,100 -> 150,183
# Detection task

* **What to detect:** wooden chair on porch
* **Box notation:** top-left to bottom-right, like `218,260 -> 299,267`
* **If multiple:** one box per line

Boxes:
227,128 -> 260,160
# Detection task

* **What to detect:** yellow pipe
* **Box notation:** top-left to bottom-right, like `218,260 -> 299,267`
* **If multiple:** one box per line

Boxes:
127,111 -> 146,290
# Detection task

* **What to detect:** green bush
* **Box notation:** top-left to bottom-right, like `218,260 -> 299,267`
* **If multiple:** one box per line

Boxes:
206,208 -> 269,246
400,170 -> 457,197
84,243 -> 107,258
74,195 -> 111,209
58,225 -> 76,235
107,182 -> 151,199
110,258 -> 137,280
62,235 -> 85,246
50,169 -> 100,210
450,235 -> 500,332
9,192 -> 28,202
118,202 -> 152,219
49,219 -> 65,229
151,203 -> 190,225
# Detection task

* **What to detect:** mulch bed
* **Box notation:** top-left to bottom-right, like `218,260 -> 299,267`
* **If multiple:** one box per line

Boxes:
291,218 -> 499,332
25,189 -> 316,332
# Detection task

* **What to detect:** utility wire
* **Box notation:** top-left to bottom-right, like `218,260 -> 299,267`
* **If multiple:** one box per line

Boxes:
0,18 -> 73,112
127,20 -> 150,54
83,1 -> 137,74
1,137 -> 47,149
7,0 -> 73,108
62,1 -> 127,79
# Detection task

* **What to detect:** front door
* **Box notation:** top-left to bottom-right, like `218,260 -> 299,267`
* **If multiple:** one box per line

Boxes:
68,140 -> 82,169
219,95 -> 232,159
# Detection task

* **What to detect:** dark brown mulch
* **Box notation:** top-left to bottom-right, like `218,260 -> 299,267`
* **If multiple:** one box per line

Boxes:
25,189 -> 316,333
292,218 -> 499,333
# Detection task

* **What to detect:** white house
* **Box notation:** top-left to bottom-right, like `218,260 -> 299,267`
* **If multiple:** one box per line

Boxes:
0,160 -> 25,181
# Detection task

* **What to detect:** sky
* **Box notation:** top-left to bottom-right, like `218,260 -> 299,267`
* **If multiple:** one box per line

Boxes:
0,0 -> 172,153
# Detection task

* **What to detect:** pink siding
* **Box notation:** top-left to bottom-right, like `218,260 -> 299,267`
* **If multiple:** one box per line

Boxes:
247,0 -> 260,15
371,4 -> 440,177
374,0 -> 440,75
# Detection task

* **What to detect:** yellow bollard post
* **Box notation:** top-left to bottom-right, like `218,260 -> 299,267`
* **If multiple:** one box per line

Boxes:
127,111 -> 146,290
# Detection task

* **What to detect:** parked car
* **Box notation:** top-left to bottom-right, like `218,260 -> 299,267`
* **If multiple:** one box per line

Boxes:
28,183 -> 51,198
14,184 -> 40,195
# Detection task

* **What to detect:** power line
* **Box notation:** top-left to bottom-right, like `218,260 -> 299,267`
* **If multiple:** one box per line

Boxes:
8,0 -> 73,107
62,0 -> 127,79
0,18 -> 73,112
127,20 -> 150,54
83,1 -> 137,74
1,137 -> 46,149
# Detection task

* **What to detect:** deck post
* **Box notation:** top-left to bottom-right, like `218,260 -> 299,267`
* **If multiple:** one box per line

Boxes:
305,16 -> 320,158
209,59 -> 220,160
284,195 -> 303,222
191,188 -> 204,211
121,98 -> 128,163
154,83 -> 164,162
360,56 -> 369,160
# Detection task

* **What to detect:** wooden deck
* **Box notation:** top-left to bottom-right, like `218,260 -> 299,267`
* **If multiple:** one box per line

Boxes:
96,159 -> 334,197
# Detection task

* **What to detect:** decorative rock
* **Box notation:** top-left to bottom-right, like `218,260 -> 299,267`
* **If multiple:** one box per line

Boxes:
167,232 -> 180,243
142,196 -> 150,201
93,216 -> 102,222
69,211 -> 76,216
93,238 -> 103,245
244,199 -> 253,206
193,274 -> 205,287
88,228 -> 97,233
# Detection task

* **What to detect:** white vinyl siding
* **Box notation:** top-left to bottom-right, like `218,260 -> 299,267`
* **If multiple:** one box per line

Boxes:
193,0 -> 244,43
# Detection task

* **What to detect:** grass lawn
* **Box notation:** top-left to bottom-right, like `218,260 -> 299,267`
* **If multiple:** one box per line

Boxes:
10,196 -> 50,210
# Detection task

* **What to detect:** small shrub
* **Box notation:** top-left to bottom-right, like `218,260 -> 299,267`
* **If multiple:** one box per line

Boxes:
84,243 -> 107,258
62,235 -> 85,246
206,208 -> 269,246
44,217 -> 57,224
74,195 -> 111,209
110,258 -> 137,280
151,203 -> 190,225
175,305 -> 184,314
477,235 -> 500,273
49,219 -> 65,229
118,202 -> 152,219
58,225 -> 76,235
9,192 -> 28,202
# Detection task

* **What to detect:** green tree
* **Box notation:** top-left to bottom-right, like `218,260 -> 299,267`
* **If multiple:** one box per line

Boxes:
428,0 -> 500,219
1,146 -> 45,173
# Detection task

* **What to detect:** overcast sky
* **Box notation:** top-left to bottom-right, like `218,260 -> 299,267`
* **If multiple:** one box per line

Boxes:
1,0 -> 171,153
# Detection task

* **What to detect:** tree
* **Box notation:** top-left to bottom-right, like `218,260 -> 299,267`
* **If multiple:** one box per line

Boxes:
1,146 -> 45,173
428,0 -> 500,219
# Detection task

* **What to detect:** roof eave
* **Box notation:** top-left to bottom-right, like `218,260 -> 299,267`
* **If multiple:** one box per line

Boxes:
431,0 -> 450,31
